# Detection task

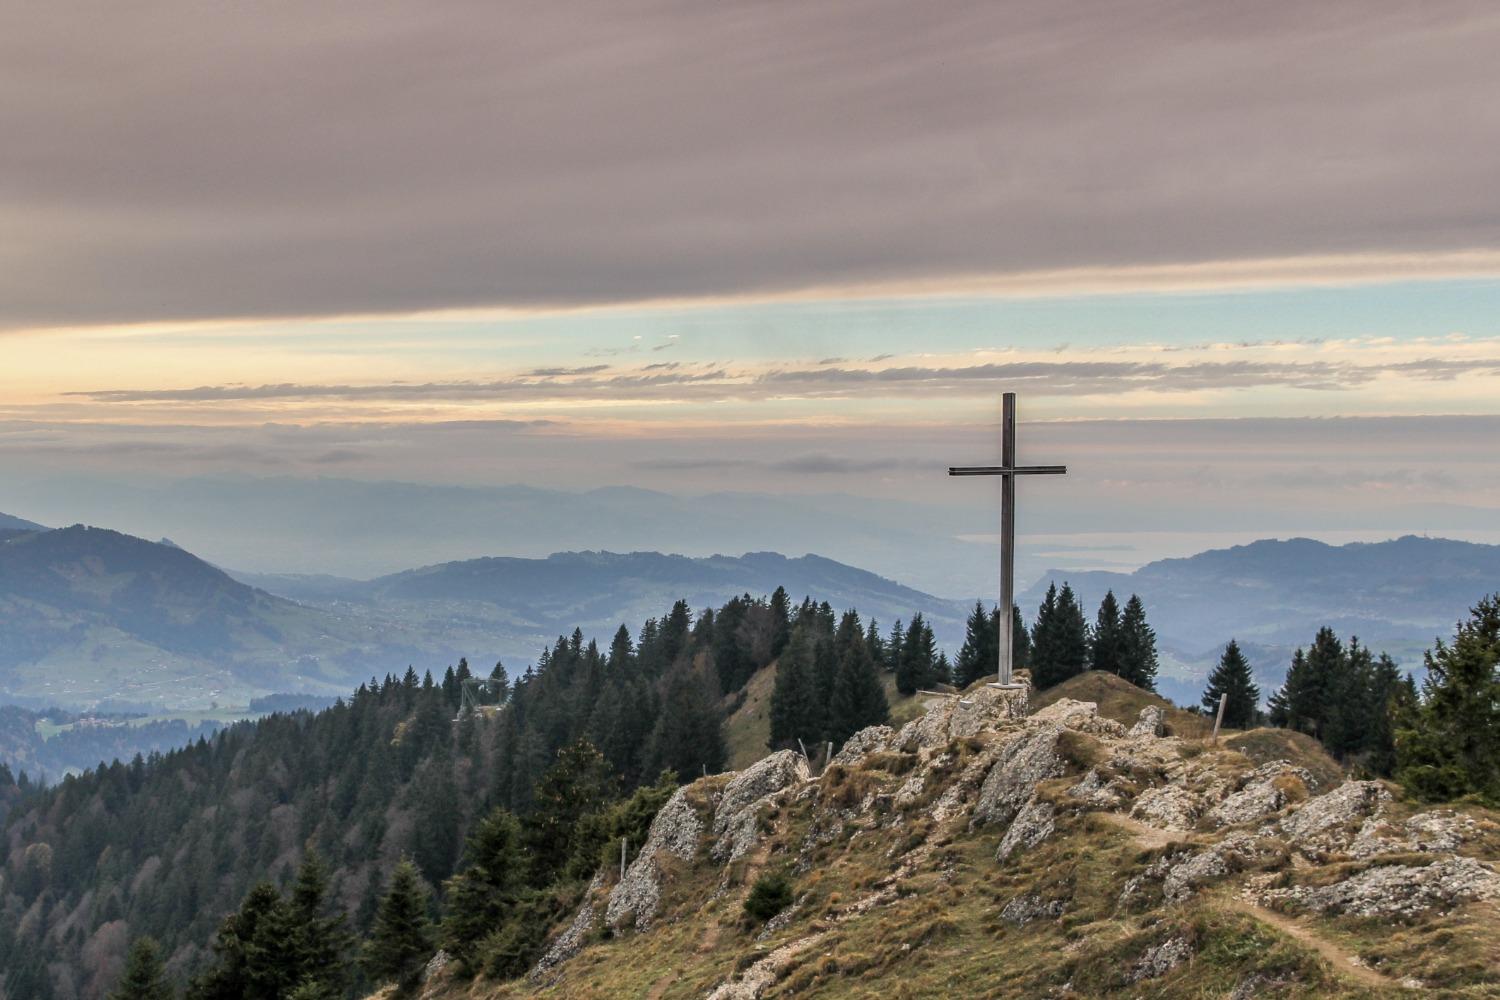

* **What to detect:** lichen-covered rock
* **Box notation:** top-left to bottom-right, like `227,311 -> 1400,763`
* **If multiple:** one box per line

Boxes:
1208,762 -> 1312,828
420,949 -> 450,983
1128,705 -> 1166,738
832,725 -> 894,766
971,724 -> 1065,828
997,797 -> 1057,858
1258,857 -> 1500,917
1127,936 -> 1193,981
1032,698 -> 1126,738
1161,833 -> 1269,901
894,685 -> 1028,751
999,893 -> 1064,926
711,750 -> 809,863
928,743 -> 1004,825
892,750 -> 952,811
1132,784 -> 1204,832
529,872 -> 604,981
606,787 -> 702,930
1351,809 -> 1482,859
1280,780 -> 1389,855
1067,768 -> 1127,810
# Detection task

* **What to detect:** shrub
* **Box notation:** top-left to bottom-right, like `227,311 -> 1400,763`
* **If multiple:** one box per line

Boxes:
743,871 -> 794,922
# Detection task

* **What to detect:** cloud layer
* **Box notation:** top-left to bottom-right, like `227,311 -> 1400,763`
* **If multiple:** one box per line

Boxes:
4,1 -> 1500,328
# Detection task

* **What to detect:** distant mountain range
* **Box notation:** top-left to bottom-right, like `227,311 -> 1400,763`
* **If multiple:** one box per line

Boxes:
1021,535 -> 1500,705
4,512 -> 1496,713
0,519 -> 965,709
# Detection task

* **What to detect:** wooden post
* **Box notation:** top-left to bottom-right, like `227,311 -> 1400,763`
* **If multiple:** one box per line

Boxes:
824,741 -> 833,771
798,738 -> 810,762
1211,692 -> 1228,743
620,837 -> 628,881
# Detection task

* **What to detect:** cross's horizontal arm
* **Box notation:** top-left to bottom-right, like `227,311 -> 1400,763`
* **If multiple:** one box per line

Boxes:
948,465 -> 1067,477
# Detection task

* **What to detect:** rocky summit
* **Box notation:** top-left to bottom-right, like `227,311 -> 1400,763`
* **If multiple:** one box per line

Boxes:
395,678 -> 1500,999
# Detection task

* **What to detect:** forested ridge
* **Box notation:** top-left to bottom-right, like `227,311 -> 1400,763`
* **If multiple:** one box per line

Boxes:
0,586 -> 905,999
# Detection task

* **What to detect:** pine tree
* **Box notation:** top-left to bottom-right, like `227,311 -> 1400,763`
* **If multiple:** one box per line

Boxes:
442,808 -> 527,973
366,860 -> 434,993
1201,640 -> 1260,729
110,938 -> 173,1000
1117,594 -> 1158,691
1089,591 -> 1124,675
1397,596 -> 1500,805
955,602 -> 999,689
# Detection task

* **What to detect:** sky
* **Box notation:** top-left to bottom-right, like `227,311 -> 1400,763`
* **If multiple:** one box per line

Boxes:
3,1 -> 1499,584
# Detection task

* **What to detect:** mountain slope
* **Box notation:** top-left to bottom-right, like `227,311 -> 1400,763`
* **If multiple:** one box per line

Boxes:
0,526 -> 383,706
0,511 -> 46,532
408,684 -> 1500,999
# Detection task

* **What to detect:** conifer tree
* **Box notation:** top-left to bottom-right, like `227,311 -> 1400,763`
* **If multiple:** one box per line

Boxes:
896,614 -> 938,695
1089,591 -> 1124,675
1397,596 -> 1500,805
442,808 -> 526,973
366,860 -> 434,993
769,630 -> 820,749
523,740 -> 611,886
1012,606 -> 1032,673
642,661 -> 725,778
287,851 -> 350,994
1031,583 -> 1088,688
828,612 -> 890,745
110,938 -> 173,1000
1201,640 -> 1260,729
885,619 -> 905,673
955,601 -> 999,689
769,587 -> 791,658
1117,594 -> 1158,691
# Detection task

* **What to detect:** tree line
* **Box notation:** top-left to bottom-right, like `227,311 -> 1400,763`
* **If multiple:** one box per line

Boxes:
0,585 -> 944,1000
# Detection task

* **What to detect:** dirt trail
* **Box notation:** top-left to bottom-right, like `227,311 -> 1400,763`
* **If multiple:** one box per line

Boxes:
1227,898 -> 1401,991
1094,811 -> 1403,991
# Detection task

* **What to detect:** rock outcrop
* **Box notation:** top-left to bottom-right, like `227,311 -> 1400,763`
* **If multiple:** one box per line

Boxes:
711,750 -> 810,864
605,786 -> 703,930
1257,857 -> 1500,917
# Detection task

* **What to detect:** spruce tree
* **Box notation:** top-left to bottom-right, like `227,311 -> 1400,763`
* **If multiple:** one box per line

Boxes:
442,808 -> 527,974
1012,606 -> 1032,673
287,851 -> 350,994
955,601 -> 999,689
1397,596 -> 1500,805
366,860 -> 434,993
769,630 -> 820,749
1031,583 -> 1088,689
897,614 -> 938,695
110,938 -> 173,1000
1089,591 -> 1124,675
769,586 -> 791,658
523,740 -> 611,886
642,661 -> 725,778
1117,594 -> 1158,691
829,614 -> 889,745
1201,640 -> 1260,729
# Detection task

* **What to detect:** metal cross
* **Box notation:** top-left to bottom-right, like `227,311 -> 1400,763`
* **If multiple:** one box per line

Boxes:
949,392 -> 1066,687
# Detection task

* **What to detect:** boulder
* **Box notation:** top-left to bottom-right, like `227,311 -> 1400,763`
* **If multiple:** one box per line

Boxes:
997,797 -> 1057,858
1280,780 -> 1389,855
1126,936 -> 1193,982
1128,705 -> 1166,738
971,724 -> 1065,828
1032,698 -> 1127,738
1208,762 -> 1312,828
999,893 -> 1064,926
832,725 -> 894,766
1131,785 -> 1204,832
711,750 -> 809,863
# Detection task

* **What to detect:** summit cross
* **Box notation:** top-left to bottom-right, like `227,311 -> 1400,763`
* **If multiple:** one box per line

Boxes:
948,392 -> 1066,688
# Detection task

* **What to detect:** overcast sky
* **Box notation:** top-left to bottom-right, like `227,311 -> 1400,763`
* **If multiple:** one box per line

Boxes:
3,1 -> 1499,578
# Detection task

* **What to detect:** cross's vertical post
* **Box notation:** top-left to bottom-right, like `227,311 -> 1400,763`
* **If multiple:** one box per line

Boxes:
999,392 -> 1016,686
948,392 -> 1066,690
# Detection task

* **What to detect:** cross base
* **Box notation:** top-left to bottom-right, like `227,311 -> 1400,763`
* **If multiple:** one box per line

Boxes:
987,682 -> 1027,690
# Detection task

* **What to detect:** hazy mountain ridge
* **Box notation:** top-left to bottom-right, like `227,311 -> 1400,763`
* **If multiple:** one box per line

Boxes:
1022,534 -> 1500,702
